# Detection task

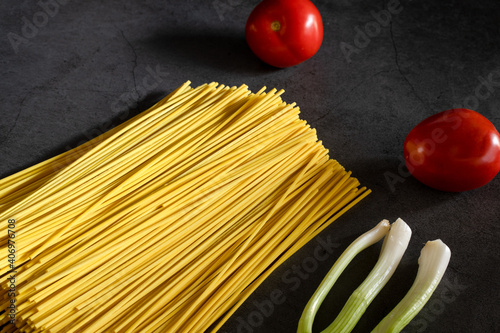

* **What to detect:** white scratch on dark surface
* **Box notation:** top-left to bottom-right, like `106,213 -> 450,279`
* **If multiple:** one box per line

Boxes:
1,95 -> 27,144
390,21 -> 432,112
313,70 -> 392,123
117,26 -> 139,96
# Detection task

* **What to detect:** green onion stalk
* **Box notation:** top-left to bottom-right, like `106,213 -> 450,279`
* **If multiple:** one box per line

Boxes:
371,239 -> 451,333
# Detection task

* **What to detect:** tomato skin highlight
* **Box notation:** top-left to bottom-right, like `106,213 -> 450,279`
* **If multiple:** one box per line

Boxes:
404,109 -> 500,192
245,0 -> 323,68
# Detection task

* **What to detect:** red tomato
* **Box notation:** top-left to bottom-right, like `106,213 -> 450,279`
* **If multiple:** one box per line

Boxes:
404,108 -> 500,192
245,0 -> 323,68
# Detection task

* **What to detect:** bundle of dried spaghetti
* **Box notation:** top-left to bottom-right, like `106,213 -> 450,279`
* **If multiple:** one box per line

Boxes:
0,81 -> 369,333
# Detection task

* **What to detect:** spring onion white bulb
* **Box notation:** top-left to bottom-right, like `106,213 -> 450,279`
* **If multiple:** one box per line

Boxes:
371,239 -> 451,333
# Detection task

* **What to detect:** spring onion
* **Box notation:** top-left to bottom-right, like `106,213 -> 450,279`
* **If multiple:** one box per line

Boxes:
371,239 -> 451,333
297,219 -> 391,333
321,218 -> 412,333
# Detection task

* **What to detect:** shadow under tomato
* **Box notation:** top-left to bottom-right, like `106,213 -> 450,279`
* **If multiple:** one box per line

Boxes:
142,29 -> 281,75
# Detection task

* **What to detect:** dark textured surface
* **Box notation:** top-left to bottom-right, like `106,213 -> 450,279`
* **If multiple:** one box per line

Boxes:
1,0 -> 499,332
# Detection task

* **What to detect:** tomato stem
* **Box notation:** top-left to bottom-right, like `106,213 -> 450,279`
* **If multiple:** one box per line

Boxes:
271,20 -> 281,31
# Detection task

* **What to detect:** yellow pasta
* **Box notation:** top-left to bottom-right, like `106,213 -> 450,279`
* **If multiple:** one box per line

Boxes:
0,81 -> 370,332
